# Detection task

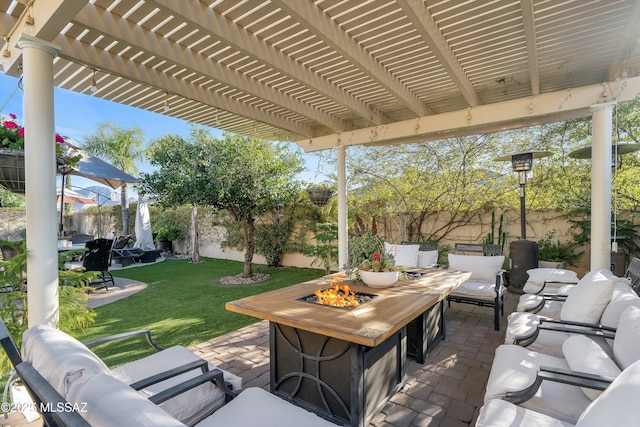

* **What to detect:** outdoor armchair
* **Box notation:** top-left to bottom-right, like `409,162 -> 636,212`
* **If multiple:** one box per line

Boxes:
64,238 -> 114,290
5,319 -> 242,426
477,358 -> 640,427
446,247 -> 506,331
483,305 -> 640,424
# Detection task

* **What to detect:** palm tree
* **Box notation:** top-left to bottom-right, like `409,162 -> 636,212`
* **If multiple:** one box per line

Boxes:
82,122 -> 144,235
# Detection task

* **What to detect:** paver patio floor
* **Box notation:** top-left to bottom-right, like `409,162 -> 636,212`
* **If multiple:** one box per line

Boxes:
191,291 -> 519,427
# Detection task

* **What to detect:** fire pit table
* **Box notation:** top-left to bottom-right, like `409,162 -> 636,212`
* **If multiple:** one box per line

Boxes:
225,268 -> 470,427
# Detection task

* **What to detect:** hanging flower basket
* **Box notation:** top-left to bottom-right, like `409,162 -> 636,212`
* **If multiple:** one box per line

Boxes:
307,187 -> 334,206
0,149 -> 26,194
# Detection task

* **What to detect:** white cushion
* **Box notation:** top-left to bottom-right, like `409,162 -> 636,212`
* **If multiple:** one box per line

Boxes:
477,399 -> 572,427
21,324 -> 110,396
450,280 -> 506,300
447,254 -> 504,282
600,282 -> 640,330
417,250 -> 438,268
526,268 -> 579,284
484,344 -> 592,423
196,387 -> 337,427
384,243 -> 419,267
66,373 -> 186,427
562,335 -> 621,401
504,312 -> 570,357
612,305 -> 640,369
576,359 -> 640,427
111,346 -> 242,426
560,270 -> 614,324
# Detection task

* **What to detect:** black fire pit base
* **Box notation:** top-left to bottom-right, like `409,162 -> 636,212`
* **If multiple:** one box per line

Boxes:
270,322 -> 406,427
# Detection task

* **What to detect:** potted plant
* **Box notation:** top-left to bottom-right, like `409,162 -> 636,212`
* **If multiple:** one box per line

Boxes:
346,233 -> 399,287
0,113 -> 80,194
537,230 -> 583,268
153,212 -> 184,252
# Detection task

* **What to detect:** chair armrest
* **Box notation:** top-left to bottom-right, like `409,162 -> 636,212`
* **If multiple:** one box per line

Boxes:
503,366 -> 613,404
129,359 -> 210,390
514,320 -> 616,347
148,368 -> 240,405
83,329 -> 165,351
532,280 -> 578,295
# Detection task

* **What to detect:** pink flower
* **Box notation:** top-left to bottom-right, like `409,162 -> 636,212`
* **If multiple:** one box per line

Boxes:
55,133 -> 64,144
372,251 -> 381,261
3,120 -> 18,129
9,113 -> 16,119
17,128 -> 24,136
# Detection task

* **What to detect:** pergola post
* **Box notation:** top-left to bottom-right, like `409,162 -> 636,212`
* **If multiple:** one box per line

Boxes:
337,146 -> 348,271
17,34 -> 61,327
590,102 -> 615,271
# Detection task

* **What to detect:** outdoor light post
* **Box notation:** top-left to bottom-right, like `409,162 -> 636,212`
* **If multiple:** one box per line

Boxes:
495,150 -> 552,240
495,150 -> 552,293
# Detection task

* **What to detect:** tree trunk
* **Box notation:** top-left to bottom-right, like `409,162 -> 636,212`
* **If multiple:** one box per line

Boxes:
242,214 -> 255,277
121,182 -> 130,234
190,205 -> 201,263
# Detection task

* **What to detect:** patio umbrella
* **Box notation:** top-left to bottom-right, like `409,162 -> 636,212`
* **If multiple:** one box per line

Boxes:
57,142 -> 138,233
134,195 -> 155,250
56,188 -> 98,206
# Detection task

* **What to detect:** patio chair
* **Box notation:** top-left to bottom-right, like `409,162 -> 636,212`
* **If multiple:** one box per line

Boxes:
506,269 -> 640,357
70,233 -> 94,245
4,318 -> 243,426
110,234 -> 144,267
483,305 -> 640,423
446,244 -> 506,330
477,357 -> 640,427
65,238 -> 115,291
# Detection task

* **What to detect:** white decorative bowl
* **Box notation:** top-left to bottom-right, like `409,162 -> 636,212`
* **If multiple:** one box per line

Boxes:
359,270 -> 399,288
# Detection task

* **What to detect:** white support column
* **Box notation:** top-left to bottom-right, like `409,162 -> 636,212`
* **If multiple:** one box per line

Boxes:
17,34 -> 61,327
337,146 -> 348,271
590,102 -> 615,271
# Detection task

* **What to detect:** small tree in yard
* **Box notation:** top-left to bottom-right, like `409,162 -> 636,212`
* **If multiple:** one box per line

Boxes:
141,129 -> 304,276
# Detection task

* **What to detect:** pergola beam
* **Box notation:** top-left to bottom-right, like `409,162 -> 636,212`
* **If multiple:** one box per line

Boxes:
273,0 -> 433,117
397,0 -> 483,106
55,35 -> 316,138
73,4 -> 350,134
298,77 -> 640,152
150,0 -> 386,126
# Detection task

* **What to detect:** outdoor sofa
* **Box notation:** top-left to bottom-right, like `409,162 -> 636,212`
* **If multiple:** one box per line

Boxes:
1,320 -> 337,426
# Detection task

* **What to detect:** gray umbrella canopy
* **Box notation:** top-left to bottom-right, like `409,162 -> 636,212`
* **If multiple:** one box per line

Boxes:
58,142 -> 138,189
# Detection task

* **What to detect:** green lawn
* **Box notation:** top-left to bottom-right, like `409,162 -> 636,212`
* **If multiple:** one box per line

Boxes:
77,258 -> 324,368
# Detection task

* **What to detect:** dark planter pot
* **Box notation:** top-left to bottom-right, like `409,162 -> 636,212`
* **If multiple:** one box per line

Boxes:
307,188 -> 334,206
0,149 -> 26,194
156,240 -> 172,252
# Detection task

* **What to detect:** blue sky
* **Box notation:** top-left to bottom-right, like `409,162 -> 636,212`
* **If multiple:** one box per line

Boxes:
0,73 -> 324,195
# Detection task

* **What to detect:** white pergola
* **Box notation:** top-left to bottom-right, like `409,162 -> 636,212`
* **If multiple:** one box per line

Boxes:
1,0 -> 640,326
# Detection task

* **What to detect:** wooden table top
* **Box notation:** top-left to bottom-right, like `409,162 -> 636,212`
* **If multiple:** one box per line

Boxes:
225,268 -> 471,347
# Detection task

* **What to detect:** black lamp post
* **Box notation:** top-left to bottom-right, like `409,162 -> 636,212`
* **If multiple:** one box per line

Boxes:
495,150 -> 552,240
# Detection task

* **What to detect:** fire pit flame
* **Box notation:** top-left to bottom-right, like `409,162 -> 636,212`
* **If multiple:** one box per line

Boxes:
313,276 -> 360,308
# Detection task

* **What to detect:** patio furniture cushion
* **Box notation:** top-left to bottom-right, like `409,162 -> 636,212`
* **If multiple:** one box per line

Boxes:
195,387 -> 338,427
576,359 -> 640,427
559,270 -> 613,324
21,324 -> 242,426
477,399 -> 572,427
111,345 -> 243,426
417,250 -> 438,268
562,335 -> 621,400
384,242 -> 419,267
448,254 -> 504,282
484,344 -> 592,423
612,305 -> 640,369
517,285 -> 574,313
67,373 -> 338,427
67,373 -> 185,427
522,268 -> 580,294
450,279 -> 506,300
21,324 -> 111,395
